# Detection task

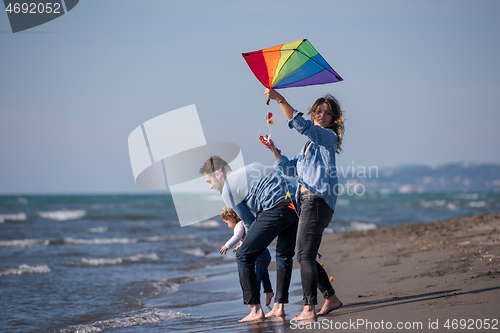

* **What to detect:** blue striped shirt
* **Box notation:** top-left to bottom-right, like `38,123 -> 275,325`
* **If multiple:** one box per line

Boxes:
222,163 -> 297,228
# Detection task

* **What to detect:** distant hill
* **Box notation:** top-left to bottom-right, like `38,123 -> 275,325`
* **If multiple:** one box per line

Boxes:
338,162 -> 500,193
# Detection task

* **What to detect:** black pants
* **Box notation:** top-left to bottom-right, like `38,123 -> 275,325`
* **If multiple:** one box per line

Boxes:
296,191 -> 336,305
236,205 -> 299,304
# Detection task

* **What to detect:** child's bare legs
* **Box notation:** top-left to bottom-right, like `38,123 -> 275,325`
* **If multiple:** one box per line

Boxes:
256,249 -> 274,306
265,302 -> 285,318
264,291 -> 274,307
239,304 -> 265,322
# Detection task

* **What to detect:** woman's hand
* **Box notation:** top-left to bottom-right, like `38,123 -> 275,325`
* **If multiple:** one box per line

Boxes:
260,134 -> 274,148
261,134 -> 282,161
265,88 -> 294,120
265,88 -> 284,102
220,245 -> 228,255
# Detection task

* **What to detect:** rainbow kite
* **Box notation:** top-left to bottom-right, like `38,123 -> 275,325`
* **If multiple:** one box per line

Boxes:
242,39 -> 343,91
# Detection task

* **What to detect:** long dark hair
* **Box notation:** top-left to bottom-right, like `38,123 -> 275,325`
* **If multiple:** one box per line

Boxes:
307,94 -> 345,154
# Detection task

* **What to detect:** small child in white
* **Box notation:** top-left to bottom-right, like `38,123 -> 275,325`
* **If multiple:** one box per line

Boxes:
219,206 -> 274,306
219,210 -> 245,255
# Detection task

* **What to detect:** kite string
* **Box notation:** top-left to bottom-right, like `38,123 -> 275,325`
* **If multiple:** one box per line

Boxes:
269,101 -> 299,218
257,100 -> 300,218
256,103 -> 273,142
266,103 -> 272,140
255,106 -> 267,143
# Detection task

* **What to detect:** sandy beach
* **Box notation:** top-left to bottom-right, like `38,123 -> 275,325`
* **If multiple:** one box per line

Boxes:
281,213 -> 500,332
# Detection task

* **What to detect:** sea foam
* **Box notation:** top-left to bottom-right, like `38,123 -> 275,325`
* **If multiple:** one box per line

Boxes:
350,221 -> 378,231
149,275 -> 207,297
0,235 -> 200,248
68,253 -> 159,266
60,235 -> 198,246
188,220 -> 220,228
88,226 -> 109,233
150,280 -> 181,296
420,200 -> 447,208
62,237 -> 137,245
326,221 -> 378,234
0,239 -> 50,248
181,247 -> 205,257
467,201 -> 487,208
0,264 -> 51,277
58,308 -> 188,333
38,210 -> 86,221
0,212 -> 27,223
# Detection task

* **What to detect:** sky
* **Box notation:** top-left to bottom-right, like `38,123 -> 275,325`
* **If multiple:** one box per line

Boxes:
1,0 -> 499,194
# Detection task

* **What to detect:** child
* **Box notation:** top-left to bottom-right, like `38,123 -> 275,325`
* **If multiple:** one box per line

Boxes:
219,206 -> 274,307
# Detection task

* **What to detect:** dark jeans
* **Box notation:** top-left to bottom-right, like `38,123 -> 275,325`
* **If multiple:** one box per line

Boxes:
236,205 -> 298,304
255,248 -> 273,293
297,191 -> 336,305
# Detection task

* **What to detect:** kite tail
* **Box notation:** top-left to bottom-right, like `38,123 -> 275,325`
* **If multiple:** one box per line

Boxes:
318,252 -> 334,283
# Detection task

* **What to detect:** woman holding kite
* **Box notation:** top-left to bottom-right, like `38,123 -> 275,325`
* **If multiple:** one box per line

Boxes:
264,88 -> 344,321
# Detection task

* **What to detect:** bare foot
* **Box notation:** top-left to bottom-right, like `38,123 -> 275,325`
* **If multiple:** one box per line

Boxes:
268,316 -> 285,322
295,304 -> 317,321
265,302 -> 285,318
239,304 -> 265,322
264,292 -> 274,307
317,294 -> 343,316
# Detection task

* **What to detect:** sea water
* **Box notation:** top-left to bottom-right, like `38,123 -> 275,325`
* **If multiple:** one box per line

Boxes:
1,192 -> 499,333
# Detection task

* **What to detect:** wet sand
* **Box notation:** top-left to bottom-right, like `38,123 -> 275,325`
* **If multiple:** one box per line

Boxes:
280,213 -> 500,332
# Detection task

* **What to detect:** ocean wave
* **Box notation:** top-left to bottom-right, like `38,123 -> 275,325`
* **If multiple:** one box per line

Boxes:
141,235 -> 197,242
420,200 -> 447,208
181,247 -> 206,257
0,239 -> 50,248
150,280 -> 180,296
127,253 -> 159,262
67,253 -> 159,266
420,199 -> 490,210
0,212 -> 27,223
149,275 -> 207,297
467,201 -> 488,208
58,308 -> 188,333
350,221 -> 378,231
59,235 -> 198,246
88,226 -> 109,233
447,203 -> 457,210
329,221 -> 378,234
455,193 -> 479,200
38,210 -> 86,221
60,237 -> 137,245
188,220 -> 220,228
87,214 -> 158,221
324,228 -> 334,234
0,235 -> 198,248
0,264 -> 50,277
